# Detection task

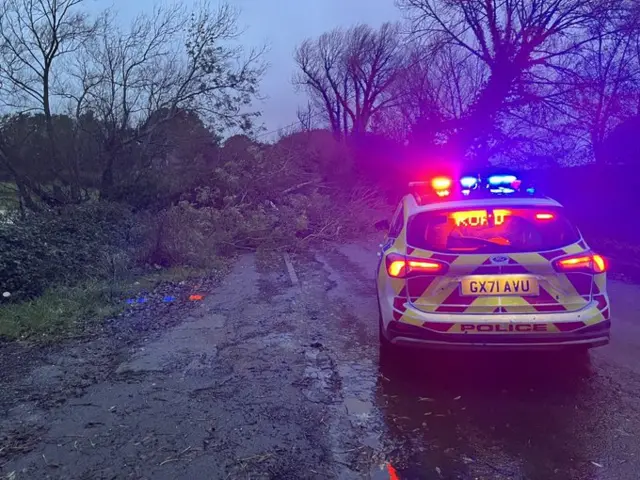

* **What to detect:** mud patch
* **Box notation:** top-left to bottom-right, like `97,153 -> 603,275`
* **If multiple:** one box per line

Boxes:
0,424 -> 46,462
3,242 -> 640,479
114,314 -> 225,375
314,251 -> 373,300
301,349 -> 341,405
0,342 -> 49,405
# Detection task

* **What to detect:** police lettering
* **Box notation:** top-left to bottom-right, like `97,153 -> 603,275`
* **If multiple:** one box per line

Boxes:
460,324 -> 547,332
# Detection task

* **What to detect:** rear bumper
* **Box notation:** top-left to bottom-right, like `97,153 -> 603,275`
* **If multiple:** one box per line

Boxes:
387,319 -> 610,351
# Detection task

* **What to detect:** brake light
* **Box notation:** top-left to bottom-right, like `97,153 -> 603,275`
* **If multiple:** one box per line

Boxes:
536,213 -> 555,220
386,253 -> 447,278
553,252 -> 607,274
387,258 -> 406,277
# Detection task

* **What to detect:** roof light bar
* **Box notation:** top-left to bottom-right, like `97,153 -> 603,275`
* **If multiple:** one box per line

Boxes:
409,172 -> 535,202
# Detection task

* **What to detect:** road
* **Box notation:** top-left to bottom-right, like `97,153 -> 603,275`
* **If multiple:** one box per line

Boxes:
2,240 -> 640,479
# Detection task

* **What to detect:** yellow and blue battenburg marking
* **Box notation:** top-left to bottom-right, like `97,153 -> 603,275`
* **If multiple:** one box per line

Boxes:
378,175 -> 610,337
383,239 -> 610,334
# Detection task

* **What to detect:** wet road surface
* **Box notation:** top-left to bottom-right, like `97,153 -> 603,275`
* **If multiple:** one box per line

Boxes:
2,240 -> 640,479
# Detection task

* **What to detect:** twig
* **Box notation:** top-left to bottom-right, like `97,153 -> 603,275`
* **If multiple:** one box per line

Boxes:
42,454 -> 59,467
283,253 -> 300,291
282,179 -> 320,195
237,453 -> 273,463
159,446 -> 192,466
335,445 -> 366,453
220,241 -> 257,251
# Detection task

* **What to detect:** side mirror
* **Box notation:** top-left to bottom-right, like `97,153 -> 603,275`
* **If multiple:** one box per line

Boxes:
375,219 -> 390,231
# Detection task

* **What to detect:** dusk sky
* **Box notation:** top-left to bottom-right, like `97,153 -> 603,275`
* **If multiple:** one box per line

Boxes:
89,0 -> 403,135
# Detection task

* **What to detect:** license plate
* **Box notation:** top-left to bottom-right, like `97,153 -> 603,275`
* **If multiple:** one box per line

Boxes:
460,275 -> 539,296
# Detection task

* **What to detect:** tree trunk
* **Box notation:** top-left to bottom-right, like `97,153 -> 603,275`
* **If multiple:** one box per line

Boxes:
592,134 -> 606,164
448,61 -> 519,164
100,154 -> 115,200
43,67 -> 61,189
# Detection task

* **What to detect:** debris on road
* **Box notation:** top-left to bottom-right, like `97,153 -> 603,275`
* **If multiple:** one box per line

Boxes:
2,246 -> 640,479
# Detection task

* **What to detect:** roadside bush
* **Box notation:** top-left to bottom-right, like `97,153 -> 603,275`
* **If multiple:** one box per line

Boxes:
0,202 -> 136,300
137,200 -> 285,266
129,130 -> 391,268
136,183 -> 387,268
1,130 -> 391,304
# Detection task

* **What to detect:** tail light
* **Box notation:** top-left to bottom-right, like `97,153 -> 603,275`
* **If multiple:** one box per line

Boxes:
553,252 -> 607,274
386,253 -> 448,278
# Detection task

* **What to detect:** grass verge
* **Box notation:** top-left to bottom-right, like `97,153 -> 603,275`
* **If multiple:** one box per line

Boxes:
0,262 -> 229,342
0,282 -> 122,341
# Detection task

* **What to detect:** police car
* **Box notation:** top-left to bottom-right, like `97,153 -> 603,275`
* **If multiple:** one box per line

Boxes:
376,173 -> 610,352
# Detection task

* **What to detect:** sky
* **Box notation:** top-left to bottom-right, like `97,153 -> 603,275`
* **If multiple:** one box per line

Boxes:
88,0 -> 403,136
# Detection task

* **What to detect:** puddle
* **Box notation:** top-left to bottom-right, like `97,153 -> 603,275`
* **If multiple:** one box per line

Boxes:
344,397 -> 372,416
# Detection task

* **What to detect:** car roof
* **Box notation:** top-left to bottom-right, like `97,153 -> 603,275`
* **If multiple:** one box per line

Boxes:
404,194 -> 563,215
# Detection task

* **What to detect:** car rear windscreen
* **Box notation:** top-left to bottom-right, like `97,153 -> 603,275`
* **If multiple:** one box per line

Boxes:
407,206 -> 581,253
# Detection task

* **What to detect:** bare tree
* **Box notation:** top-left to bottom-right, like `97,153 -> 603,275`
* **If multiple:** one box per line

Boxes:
346,23 -> 404,135
0,0 -> 98,201
498,4 -> 640,165
69,2 -> 265,198
398,0 -> 619,162
565,30 -> 640,162
294,30 -> 346,138
374,41 -> 489,148
296,102 -> 316,131
294,22 -> 403,140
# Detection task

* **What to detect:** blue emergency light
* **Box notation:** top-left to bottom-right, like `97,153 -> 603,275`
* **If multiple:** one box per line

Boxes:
411,171 -> 535,202
488,174 -> 517,186
460,176 -> 479,188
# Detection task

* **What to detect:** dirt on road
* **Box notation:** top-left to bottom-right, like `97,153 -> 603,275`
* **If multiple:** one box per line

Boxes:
2,240 -> 640,479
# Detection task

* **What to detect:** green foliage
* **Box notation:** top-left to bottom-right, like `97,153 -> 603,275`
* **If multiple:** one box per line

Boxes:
0,125 -> 390,345
0,113 -> 105,203
107,110 -> 221,209
0,282 -> 123,341
0,264 -> 224,341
